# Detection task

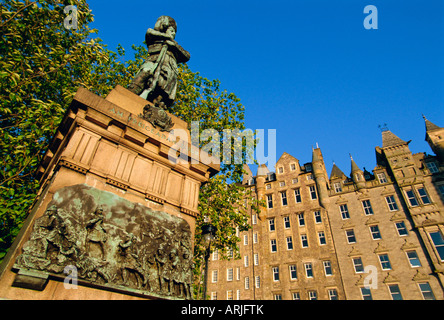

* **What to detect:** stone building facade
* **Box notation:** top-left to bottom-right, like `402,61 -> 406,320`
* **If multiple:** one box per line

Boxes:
207,116 -> 444,300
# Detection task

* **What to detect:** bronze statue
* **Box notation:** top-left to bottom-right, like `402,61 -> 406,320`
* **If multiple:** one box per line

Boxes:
128,15 -> 190,109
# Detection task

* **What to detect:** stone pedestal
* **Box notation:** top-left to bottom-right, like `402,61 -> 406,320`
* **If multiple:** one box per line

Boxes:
0,85 -> 218,299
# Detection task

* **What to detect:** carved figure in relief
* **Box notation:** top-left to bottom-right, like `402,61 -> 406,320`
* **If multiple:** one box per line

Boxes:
85,207 -> 107,260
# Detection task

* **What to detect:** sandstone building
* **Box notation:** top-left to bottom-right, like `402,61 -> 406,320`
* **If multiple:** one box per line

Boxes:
207,116 -> 444,300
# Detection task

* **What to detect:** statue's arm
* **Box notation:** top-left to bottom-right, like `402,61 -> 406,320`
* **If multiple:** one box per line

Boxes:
145,28 -> 172,44
165,40 -> 190,63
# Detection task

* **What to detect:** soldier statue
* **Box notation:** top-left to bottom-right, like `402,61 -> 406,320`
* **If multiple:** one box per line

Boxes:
128,15 -> 190,110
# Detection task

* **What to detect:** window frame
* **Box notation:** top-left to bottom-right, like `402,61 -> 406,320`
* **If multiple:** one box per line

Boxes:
362,199 -> 374,215
339,204 -> 350,219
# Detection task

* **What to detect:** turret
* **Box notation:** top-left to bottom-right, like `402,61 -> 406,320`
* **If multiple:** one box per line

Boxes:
424,115 -> 444,162
256,164 -> 269,220
350,154 -> 366,190
312,147 -> 330,207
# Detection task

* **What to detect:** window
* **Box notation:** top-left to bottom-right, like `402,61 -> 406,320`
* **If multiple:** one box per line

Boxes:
211,292 -> 217,300
304,263 -> 313,278
286,236 -> 293,250
309,185 -> 317,200
272,267 -> 280,281
346,229 -> 356,243
298,213 -> 305,226
370,225 -> 382,240
406,250 -> 421,267
301,234 -> 308,248
267,194 -> 273,209
244,255 -> 249,267
212,250 -> 218,261
292,178 -> 298,184
252,214 -> 257,225
323,261 -> 332,276
306,164 -> 312,172
385,195 -> 399,211
289,265 -> 297,280
266,184 -> 271,190
284,216 -> 291,228
395,221 -> 409,236
255,276 -> 260,288
236,290 -> 240,300
254,253 -> 259,265
291,163 -> 296,171
360,287 -> 373,300
377,172 -> 388,183
406,190 -> 419,207
318,231 -> 326,245
314,211 -> 322,223
228,248 -> 234,259
245,277 -> 250,289
426,162 -> 439,173
362,200 -> 374,215
227,290 -> 233,300
281,191 -> 288,206
340,204 -> 350,219
292,292 -> 301,300
418,282 -> 435,300
279,181 -> 286,187
294,188 -> 302,203
274,294 -> 282,300
243,234 -> 248,245
388,284 -> 403,300
353,257 -> 364,273
212,270 -> 218,283
308,291 -> 317,300
429,231 -> 444,261
253,232 -> 258,244
328,289 -> 338,300
278,167 -> 284,174
270,239 -> 277,252
334,182 -> 342,193
379,254 -> 392,270
269,218 -> 275,231
227,268 -> 233,281
417,187 -> 431,204
236,267 -> 240,280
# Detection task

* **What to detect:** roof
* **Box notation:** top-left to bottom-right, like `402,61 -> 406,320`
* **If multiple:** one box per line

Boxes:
382,130 -> 408,148
350,155 -> 362,173
257,164 -> 270,176
330,163 -> 347,180
424,116 -> 441,132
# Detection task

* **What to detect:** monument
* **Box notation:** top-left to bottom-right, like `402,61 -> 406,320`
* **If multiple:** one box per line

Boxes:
0,16 -> 218,300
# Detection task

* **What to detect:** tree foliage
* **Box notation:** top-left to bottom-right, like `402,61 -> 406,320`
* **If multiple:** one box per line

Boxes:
0,0 -> 262,299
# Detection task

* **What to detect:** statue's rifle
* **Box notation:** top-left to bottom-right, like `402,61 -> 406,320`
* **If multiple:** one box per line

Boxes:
142,41 -> 169,99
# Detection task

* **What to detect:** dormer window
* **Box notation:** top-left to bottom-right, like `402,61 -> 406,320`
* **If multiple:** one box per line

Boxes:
426,162 -> 439,174
334,182 -> 342,193
377,173 -> 387,184
305,164 -> 312,172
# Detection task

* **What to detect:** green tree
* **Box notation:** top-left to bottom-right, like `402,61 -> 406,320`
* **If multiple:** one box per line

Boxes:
0,0 -> 262,300
0,0 -> 139,261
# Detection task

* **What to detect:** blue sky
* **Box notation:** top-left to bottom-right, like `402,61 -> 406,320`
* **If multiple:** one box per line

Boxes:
87,0 -> 443,177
